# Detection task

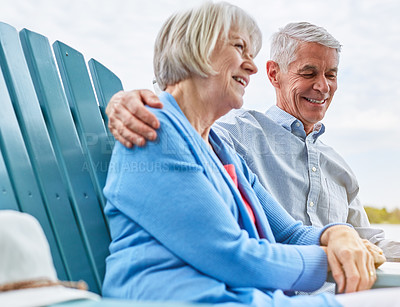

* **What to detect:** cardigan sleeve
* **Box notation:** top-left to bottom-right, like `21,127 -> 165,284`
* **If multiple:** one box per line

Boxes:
248,167 -> 324,246
240,155 -> 351,245
105,111 -> 328,292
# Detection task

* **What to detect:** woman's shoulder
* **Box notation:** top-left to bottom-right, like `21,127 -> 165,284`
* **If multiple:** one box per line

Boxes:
146,105 -> 186,143
147,92 -> 186,127
146,92 -> 201,144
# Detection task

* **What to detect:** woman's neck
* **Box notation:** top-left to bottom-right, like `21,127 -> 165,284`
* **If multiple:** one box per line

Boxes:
166,80 -> 218,145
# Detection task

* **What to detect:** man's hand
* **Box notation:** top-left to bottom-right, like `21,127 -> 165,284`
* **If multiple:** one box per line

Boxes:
320,225 -> 377,293
362,239 -> 386,268
106,90 -> 163,148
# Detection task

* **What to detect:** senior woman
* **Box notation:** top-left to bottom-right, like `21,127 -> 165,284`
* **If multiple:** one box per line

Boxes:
102,2 -> 397,307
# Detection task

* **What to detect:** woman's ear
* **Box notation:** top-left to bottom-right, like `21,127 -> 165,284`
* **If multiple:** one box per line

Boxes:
266,61 -> 280,89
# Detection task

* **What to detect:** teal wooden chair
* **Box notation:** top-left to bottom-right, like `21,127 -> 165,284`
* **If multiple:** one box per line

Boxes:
0,21 -> 122,294
0,147 -> 19,211
0,21 -> 222,307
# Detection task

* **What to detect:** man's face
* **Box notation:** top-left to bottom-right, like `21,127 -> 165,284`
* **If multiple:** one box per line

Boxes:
274,42 -> 339,134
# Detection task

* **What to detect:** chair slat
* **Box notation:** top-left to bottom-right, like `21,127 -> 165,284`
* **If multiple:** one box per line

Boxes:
53,42 -> 111,208
0,22 -> 67,280
20,28 -> 111,293
89,58 -> 123,146
0,147 -> 20,211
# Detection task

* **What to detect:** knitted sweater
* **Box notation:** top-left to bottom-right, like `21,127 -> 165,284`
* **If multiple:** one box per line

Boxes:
102,92 -> 340,307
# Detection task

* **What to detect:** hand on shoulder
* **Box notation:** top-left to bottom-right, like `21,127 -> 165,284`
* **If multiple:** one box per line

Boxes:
106,89 -> 163,147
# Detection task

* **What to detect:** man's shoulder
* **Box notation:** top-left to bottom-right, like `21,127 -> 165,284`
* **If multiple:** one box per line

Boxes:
217,108 -> 278,131
213,108 -> 285,153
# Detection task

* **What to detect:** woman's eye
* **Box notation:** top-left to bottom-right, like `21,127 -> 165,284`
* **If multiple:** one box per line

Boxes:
235,44 -> 244,51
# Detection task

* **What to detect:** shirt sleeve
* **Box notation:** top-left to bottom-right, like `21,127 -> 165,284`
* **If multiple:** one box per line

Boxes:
105,112 -> 328,292
348,196 -> 400,260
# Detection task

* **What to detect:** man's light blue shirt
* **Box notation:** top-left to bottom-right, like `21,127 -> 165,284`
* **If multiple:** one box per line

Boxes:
215,105 -> 400,259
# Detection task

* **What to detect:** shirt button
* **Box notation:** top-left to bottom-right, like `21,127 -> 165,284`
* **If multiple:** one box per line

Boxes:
312,166 -> 317,172
296,122 -> 301,127
309,201 -> 315,207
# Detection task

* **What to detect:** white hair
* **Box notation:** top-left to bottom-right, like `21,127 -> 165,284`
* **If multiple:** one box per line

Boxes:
153,1 -> 262,90
270,22 -> 342,72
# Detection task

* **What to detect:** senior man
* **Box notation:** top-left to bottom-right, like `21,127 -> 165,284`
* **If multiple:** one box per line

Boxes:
105,22 -> 400,260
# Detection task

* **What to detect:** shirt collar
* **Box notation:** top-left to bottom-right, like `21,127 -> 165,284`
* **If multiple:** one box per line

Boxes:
265,105 -> 325,140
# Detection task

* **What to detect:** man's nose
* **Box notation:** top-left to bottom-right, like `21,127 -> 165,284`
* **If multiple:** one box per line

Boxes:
313,75 -> 330,93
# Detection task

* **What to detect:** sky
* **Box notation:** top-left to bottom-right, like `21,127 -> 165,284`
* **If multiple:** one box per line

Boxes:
1,0 -> 399,210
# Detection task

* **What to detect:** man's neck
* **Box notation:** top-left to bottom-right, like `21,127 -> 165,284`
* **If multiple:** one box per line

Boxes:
274,104 -> 315,135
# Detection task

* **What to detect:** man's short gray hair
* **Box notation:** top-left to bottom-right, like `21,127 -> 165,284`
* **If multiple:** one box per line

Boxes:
270,22 -> 342,72
153,1 -> 262,90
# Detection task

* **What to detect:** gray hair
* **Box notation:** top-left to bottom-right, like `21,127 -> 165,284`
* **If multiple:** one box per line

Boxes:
153,1 -> 262,90
270,22 -> 342,72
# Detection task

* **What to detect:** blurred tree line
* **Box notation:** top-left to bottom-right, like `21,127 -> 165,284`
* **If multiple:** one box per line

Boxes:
365,206 -> 400,224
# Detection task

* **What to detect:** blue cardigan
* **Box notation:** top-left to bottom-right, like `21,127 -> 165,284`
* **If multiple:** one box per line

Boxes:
102,92 -> 341,307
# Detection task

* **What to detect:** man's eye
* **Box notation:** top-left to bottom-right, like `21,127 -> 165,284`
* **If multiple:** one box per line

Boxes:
301,73 -> 314,78
326,74 -> 337,80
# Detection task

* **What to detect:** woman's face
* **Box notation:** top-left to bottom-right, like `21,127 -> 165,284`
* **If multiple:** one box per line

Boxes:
205,29 -> 258,116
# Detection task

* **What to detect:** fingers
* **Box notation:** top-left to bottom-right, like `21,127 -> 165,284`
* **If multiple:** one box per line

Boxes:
125,90 -> 162,130
106,90 -> 162,147
328,252 -> 346,293
139,89 -> 164,110
335,243 -> 376,293
362,239 -> 382,254
109,116 -> 145,148
362,239 -> 386,268
352,247 -> 376,292
322,226 -> 378,293
366,256 -> 377,289
329,249 -> 376,294
341,258 -> 359,293
361,240 -> 379,288
115,100 -> 158,140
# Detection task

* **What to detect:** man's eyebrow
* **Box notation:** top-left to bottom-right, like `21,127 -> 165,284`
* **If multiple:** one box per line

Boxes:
298,65 -> 317,72
298,65 -> 338,73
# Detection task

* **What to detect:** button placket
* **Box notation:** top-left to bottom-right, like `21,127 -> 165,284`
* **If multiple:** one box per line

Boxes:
305,136 -> 321,224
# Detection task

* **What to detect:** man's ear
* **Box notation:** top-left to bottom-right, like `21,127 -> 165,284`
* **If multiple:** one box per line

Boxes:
266,61 -> 280,88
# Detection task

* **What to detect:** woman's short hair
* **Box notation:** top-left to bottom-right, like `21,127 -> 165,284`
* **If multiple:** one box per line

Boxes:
270,22 -> 342,72
153,1 -> 262,90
